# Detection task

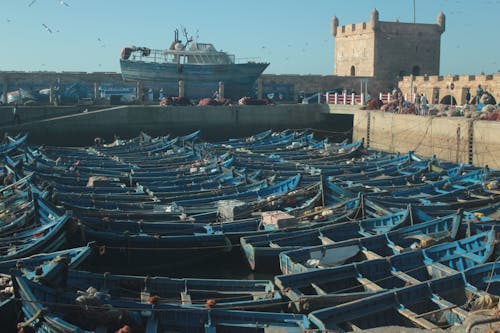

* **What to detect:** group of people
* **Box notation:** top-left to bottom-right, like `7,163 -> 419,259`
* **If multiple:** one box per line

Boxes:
414,93 -> 429,116
392,89 -> 428,116
465,84 -> 484,105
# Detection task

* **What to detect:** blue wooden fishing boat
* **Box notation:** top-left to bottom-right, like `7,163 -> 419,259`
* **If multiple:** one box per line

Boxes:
0,245 -> 93,284
240,197 -> 403,272
57,269 -> 283,310
275,230 -> 495,312
0,275 -> 17,333
0,197 -> 70,261
0,133 -> 28,155
15,275 -> 310,332
279,212 -> 462,275
69,222 -> 233,272
172,174 -> 301,208
308,259 -> 500,332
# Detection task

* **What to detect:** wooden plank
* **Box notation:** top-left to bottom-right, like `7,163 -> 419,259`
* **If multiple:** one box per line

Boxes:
430,297 -> 469,319
428,262 -> 459,277
319,236 -> 335,245
362,250 -> 383,260
357,277 -> 384,291
180,291 -> 192,305
390,271 -> 421,285
311,283 -> 328,295
397,308 -> 440,330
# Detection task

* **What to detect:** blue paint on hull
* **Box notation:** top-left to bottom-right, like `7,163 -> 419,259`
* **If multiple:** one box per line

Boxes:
120,60 -> 269,99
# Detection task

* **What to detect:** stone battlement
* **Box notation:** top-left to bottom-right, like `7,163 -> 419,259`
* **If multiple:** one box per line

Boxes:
399,73 -> 500,104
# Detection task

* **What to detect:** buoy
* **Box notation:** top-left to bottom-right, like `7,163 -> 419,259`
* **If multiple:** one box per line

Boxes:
205,299 -> 216,308
147,295 -> 160,305
115,325 -> 131,333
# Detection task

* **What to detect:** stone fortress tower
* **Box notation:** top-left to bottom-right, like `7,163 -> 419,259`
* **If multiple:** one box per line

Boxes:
332,9 -> 445,82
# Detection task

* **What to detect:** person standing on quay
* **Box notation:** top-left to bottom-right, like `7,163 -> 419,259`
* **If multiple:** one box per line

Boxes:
420,93 -> 428,116
476,84 -> 484,104
465,89 -> 471,105
414,93 -> 421,115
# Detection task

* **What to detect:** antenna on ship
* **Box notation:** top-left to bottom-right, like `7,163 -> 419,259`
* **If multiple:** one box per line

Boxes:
181,27 -> 193,44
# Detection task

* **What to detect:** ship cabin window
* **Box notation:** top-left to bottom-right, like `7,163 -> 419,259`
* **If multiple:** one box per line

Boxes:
350,66 -> 356,76
412,65 -> 420,76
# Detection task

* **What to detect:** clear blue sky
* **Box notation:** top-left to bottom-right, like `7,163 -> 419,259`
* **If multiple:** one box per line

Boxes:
1,0 -> 498,75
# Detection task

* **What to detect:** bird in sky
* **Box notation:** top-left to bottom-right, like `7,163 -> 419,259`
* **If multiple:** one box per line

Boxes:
59,0 -> 70,7
42,23 -> 53,33
97,37 -> 106,47
28,0 -> 37,7
6,18 -> 11,23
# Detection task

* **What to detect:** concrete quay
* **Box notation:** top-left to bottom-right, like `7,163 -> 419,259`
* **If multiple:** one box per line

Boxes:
0,104 -> 352,146
328,105 -> 500,169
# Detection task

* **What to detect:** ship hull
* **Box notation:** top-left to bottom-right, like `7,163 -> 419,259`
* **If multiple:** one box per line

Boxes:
120,60 -> 269,99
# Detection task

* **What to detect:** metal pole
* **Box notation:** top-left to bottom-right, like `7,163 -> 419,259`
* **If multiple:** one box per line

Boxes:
409,74 -> 414,103
413,0 -> 416,23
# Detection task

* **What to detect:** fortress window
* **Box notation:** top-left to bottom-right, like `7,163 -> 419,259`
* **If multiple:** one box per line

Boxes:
351,66 -> 356,76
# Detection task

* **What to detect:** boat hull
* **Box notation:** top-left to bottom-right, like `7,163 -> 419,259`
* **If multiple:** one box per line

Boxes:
120,60 -> 269,99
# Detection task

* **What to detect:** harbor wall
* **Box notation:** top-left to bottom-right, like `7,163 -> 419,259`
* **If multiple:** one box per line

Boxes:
329,105 -> 500,169
1,104 -> 352,146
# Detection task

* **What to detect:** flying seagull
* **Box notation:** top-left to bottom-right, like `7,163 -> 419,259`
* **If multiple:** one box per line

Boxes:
59,0 -> 70,7
28,0 -> 37,7
42,23 -> 53,33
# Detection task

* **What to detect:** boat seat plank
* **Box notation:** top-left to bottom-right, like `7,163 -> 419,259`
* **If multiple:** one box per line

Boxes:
397,308 -> 440,330
311,283 -> 328,295
390,271 -> 421,285
427,262 -> 459,277
362,250 -> 383,260
180,291 -> 192,305
269,242 -> 281,248
357,277 -> 384,291
431,297 -> 469,319
318,236 -> 335,245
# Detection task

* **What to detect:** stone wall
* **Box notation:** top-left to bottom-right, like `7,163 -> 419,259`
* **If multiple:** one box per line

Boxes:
259,74 -> 388,98
334,23 -> 375,77
399,73 -> 500,104
332,10 -> 444,82
330,106 -> 500,169
0,71 -> 393,103
0,104 -> 352,146
374,21 -> 442,80
473,120 -> 500,168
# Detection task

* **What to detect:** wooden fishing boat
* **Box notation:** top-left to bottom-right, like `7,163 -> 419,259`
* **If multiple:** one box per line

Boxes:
0,133 -> 28,155
0,198 -> 70,261
56,269 -> 283,310
308,260 -> 499,332
279,212 -> 462,275
275,230 -> 495,312
0,245 -> 94,283
240,196 -> 398,272
0,275 -> 17,332
15,276 -> 310,332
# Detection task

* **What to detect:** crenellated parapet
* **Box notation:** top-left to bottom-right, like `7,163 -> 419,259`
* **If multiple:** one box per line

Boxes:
399,73 -> 500,104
